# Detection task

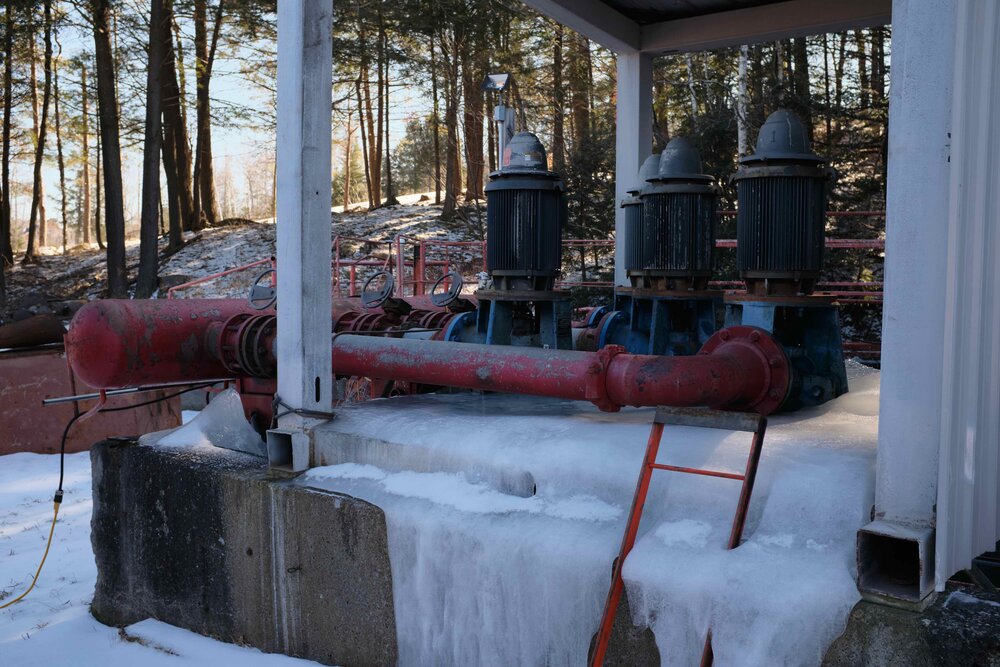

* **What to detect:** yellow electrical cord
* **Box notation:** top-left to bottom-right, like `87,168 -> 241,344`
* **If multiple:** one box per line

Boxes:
0,382 -> 213,610
0,498 -> 61,610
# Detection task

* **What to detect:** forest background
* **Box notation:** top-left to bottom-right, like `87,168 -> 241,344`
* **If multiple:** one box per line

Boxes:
0,0 -> 888,302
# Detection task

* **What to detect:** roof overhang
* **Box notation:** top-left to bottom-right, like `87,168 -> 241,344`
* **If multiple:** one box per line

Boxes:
521,0 -> 891,54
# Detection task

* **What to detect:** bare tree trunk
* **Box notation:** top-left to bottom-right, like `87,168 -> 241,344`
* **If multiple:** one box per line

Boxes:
822,34 -> 832,150
95,101 -> 103,250
162,0 -> 196,232
24,0 -> 53,264
342,112 -> 352,210
551,23 -> 565,172
355,77 -> 373,208
872,27 -> 885,101
834,32 -> 847,130
855,29 -> 869,108
194,0 -> 223,225
172,16 -> 187,127
440,27 -> 462,220
460,38 -> 484,199
0,0 -> 14,267
737,44 -> 749,156
383,24 -> 398,206
136,0 -> 165,298
79,63 -> 91,245
93,0 -> 127,295
161,122 -> 182,249
54,39 -> 68,253
791,37 -> 812,137
429,30 -> 441,204
359,19 -> 381,207
684,53 -> 698,120
374,15 -> 385,206
569,33 -> 591,147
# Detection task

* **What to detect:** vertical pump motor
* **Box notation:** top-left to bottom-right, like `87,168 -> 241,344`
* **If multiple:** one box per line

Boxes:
636,137 -> 720,291
443,131 -> 572,349
484,131 -> 567,292
726,108 -> 846,409
621,154 -> 659,278
578,140 -> 722,357
620,184 -> 643,276
732,109 -> 835,296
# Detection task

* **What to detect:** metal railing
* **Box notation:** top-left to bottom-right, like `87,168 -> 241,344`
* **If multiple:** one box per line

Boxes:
166,211 -> 886,359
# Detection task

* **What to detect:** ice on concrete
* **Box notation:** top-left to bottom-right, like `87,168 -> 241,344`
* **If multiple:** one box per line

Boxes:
154,388 -> 265,457
304,360 -> 879,666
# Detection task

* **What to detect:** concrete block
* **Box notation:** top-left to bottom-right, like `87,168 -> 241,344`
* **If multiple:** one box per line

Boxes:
823,585 -> 1000,667
90,439 -> 397,666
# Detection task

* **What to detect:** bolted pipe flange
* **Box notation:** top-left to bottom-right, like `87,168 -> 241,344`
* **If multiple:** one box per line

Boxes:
699,325 -> 791,415
585,344 -> 627,412
210,312 -> 278,378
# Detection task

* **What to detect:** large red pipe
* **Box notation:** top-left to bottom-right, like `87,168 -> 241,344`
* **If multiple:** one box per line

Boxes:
65,299 -> 257,388
66,297 -> 459,390
330,328 -> 789,414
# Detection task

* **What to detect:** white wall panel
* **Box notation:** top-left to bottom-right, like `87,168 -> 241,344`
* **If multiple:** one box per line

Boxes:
935,0 -> 1000,589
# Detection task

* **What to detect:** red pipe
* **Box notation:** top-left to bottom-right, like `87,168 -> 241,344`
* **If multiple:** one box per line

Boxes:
67,300 -> 791,415
330,327 -> 789,414
66,297 -> 460,390
65,299 -> 258,389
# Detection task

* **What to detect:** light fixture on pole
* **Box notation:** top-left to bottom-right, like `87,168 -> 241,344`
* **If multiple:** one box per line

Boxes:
482,73 -> 516,168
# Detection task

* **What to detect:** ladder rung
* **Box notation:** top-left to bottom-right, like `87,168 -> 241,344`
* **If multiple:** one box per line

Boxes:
650,463 -> 745,481
654,406 -> 762,432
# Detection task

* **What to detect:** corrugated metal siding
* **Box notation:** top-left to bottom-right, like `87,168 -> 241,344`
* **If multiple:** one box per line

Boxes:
935,0 -> 1000,588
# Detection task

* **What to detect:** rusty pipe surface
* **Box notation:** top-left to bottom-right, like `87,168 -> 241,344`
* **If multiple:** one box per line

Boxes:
330,326 -> 790,414
65,299 -> 259,388
66,297 -> 463,389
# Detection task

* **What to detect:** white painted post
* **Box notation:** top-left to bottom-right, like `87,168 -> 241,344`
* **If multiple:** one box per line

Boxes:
614,51 -> 652,286
874,0 -> 956,531
858,0 -> 956,602
934,0 -> 1000,589
273,0 -> 333,463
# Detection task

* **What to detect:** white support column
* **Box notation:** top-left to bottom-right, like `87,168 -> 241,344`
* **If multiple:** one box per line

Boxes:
614,51 -> 652,287
858,0 -> 956,603
274,0 -> 333,455
934,0 -> 1000,590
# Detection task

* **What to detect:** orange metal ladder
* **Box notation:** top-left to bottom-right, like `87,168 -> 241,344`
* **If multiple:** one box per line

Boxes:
589,407 -> 768,667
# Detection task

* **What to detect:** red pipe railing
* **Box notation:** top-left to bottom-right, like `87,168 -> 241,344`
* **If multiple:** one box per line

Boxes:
166,258 -> 273,299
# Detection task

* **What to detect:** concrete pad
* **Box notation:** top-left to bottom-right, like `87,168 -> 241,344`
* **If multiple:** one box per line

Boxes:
90,439 -> 397,666
823,586 -> 1000,666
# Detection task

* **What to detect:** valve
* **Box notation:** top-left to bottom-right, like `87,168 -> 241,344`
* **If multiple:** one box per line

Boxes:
361,270 -> 396,309
248,268 -> 276,310
430,271 -> 464,308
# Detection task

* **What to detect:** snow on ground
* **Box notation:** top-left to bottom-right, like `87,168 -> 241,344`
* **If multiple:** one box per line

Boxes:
0,416 -> 319,665
303,361 -> 880,666
0,193 -> 482,315
162,197 -> 485,299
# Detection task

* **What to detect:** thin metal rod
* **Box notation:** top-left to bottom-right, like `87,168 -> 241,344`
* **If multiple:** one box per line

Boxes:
42,379 -> 233,406
650,463 -> 744,481
330,328 -> 442,341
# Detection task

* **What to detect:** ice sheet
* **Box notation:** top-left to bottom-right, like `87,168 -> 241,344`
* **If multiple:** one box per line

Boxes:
304,362 -> 879,665
154,388 -> 265,457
